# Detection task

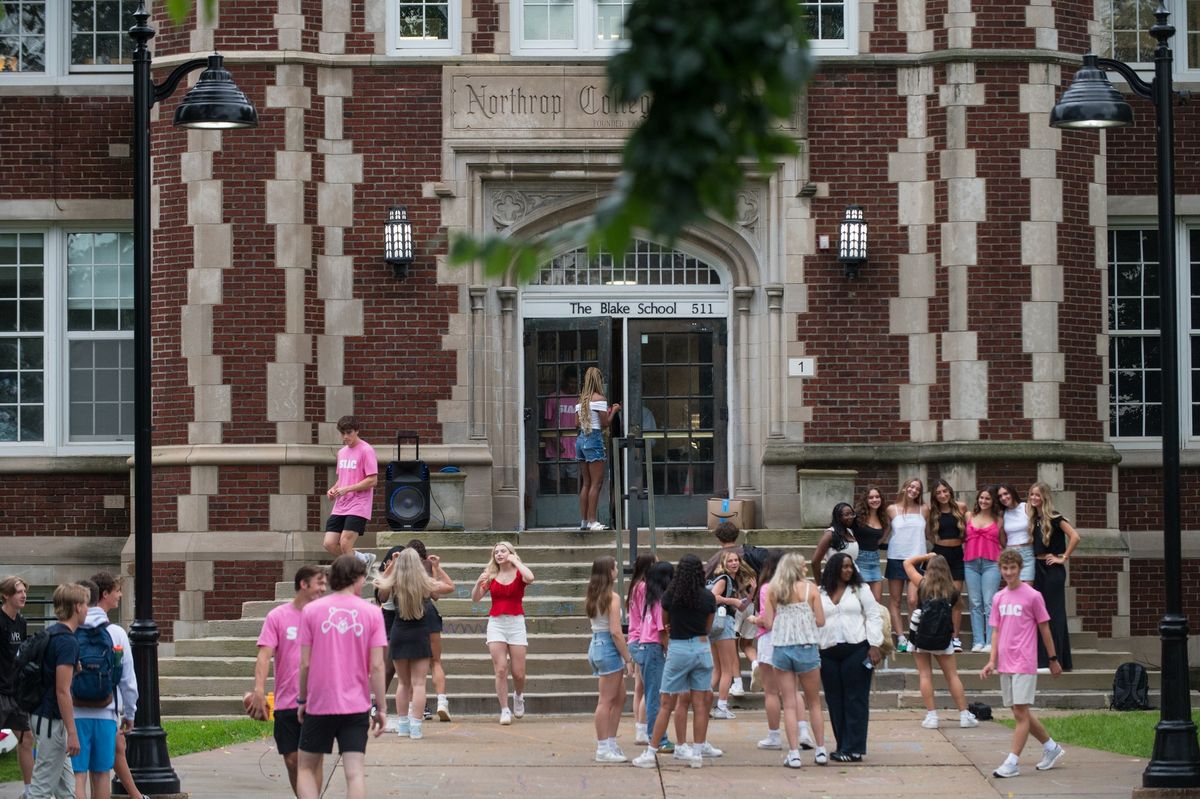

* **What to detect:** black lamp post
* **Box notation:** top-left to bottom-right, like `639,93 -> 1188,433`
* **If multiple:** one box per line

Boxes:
385,204 -> 415,279
125,4 -> 257,794
1051,3 -> 1200,789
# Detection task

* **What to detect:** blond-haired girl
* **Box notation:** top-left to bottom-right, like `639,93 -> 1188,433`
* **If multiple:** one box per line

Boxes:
1028,483 -> 1079,671
471,541 -> 536,723
576,367 -> 620,531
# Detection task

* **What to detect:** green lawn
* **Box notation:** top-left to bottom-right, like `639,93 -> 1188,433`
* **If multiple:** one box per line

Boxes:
0,718 -> 271,784
997,710 -> 1200,759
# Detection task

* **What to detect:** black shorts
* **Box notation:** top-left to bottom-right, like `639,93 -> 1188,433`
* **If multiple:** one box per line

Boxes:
934,544 -> 966,582
298,711 -> 370,755
0,694 -> 29,732
382,608 -> 397,638
273,708 -> 301,755
424,599 -> 443,634
325,515 -> 367,535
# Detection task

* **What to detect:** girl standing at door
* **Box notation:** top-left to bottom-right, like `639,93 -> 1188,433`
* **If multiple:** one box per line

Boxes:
577,366 -> 621,532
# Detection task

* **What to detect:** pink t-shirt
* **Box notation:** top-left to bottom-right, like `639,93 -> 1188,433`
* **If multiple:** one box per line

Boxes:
989,582 -> 1050,675
756,583 -> 770,638
638,600 -> 665,645
331,440 -> 378,519
627,582 -> 647,644
299,592 -> 387,715
257,602 -> 304,710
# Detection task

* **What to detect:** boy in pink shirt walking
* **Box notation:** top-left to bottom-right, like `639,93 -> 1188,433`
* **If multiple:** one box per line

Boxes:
980,548 -> 1064,778
324,416 -> 378,572
296,555 -> 388,799
252,565 -> 327,796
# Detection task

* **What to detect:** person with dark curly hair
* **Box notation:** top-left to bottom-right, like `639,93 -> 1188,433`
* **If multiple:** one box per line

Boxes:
817,552 -> 884,762
632,555 -> 719,769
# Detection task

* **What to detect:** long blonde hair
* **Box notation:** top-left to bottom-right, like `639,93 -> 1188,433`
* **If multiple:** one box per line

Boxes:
1026,482 -> 1062,547
918,554 -> 957,602
927,478 -> 966,539
768,552 -> 808,608
896,477 -> 924,510
577,367 -> 605,433
484,540 -> 518,580
375,548 -> 441,620
584,556 -> 616,619
715,549 -> 755,595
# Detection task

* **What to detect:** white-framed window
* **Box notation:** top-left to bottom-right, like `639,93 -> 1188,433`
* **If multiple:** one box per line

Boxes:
1106,222 -> 1200,445
511,0 -> 857,56
0,0 -> 135,79
1096,0 -> 1200,76
386,0 -> 461,54
0,225 -> 134,454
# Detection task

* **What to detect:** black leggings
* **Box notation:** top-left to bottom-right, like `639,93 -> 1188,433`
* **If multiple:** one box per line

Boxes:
819,640 -> 873,755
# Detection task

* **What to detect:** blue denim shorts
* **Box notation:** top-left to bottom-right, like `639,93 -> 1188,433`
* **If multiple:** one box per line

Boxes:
628,640 -> 645,666
710,610 -> 735,641
588,631 -> 625,676
884,557 -> 908,581
772,643 -> 821,674
660,637 -> 713,693
577,430 -> 606,463
856,550 -> 882,582
1014,545 -> 1036,581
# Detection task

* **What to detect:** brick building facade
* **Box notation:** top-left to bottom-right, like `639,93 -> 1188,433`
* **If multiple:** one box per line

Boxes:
0,0 -> 1197,646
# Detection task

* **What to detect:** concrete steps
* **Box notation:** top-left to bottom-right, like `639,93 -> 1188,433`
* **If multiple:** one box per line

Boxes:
158,527 -> 1159,717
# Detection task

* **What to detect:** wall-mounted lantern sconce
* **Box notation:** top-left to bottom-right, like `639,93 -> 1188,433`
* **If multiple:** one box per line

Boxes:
838,205 -> 868,279
385,205 -> 414,279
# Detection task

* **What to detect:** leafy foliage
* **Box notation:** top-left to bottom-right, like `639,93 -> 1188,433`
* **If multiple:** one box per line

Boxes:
450,0 -> 813,281
166,0 -> 219,25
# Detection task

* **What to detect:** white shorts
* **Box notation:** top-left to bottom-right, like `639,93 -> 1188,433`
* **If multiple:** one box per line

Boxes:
756,631 -> 774,666
486,614 -> 528,646
1000,673 -> 1037,706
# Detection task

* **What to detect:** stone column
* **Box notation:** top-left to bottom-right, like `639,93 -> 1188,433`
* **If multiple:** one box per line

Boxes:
765,285 -> 784,438
734,287 -> 755,492
469,286 -> 488,439
497,287 -> 518,491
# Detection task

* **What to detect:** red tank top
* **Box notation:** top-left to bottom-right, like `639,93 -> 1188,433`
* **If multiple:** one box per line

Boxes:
488,574 -> 526,616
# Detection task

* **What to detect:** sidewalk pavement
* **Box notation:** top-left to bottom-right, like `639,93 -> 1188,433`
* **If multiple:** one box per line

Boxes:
1,709 -> 1149,798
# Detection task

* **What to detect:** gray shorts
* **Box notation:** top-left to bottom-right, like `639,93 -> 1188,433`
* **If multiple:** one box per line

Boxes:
1001,672 -> 1038,706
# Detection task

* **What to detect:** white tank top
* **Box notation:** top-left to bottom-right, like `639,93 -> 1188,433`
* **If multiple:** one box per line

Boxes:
889,511 -> 928,561
1004,503 -> 1030,547
591,613 -> 610,633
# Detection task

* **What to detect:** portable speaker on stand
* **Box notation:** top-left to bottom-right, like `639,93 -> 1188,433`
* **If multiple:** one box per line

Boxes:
385,432 -> 430,531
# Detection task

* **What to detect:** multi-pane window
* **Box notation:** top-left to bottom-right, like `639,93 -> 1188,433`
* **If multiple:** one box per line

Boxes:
523,0 -> 574,41
0,233 -> 45,442
1108,229 -> 1162,437
802,0 -> 846,42
0,0 -> 133,76
0,227 -> 133,450
1107,225 -> 1200,443
389,0 -> 459,53
1098,0 -> 1200,72
532,240 -> 722,287
594,0 -> 630,42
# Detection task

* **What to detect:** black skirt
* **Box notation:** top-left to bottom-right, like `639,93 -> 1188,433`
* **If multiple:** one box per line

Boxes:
389,614 -> 433,661
933,543 -> 965,582
424,598 -> 443,634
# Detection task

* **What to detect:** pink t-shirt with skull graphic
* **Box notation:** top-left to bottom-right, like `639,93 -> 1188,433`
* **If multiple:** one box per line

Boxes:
299,592 -> 387,715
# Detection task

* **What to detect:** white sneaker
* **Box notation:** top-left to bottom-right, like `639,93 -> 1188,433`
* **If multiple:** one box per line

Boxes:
798,726 -> 817,750
750,662 -> 762,690
960,710 -> 979,728
395,717 -> 410,737
588,521 -> 608,531
688,752 -> 703,768
672,743 -> 694,761
437,697 -> 451,721
513,693 -> 526,718
632,748 -> 658,768
697,741 -> 723,758
784,751 -> 803,769
757,735 -> 782,750
922,711 -> 939,729
499,707 -> 513,725
635,728 -> 650,745
971,642 -> 983,653
993,760 -> 1020,778
814,747 -> 828,765
409,719 -> 423,740
1037,744 -> 1065,771
385,717 -> 401,733
728,679 -> 746,697
951,637 -> 963,653
711,705 -> 736,719
596,748 -> 627,763
896,635 -> 910,653
357,551 -> 377,572
980,643 -> 992,653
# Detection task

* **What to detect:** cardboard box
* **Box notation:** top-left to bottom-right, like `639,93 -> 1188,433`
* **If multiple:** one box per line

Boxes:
707,498 -> 755,531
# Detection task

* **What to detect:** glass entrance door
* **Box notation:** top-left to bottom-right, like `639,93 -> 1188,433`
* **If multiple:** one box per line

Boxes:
626,319 -> 727,527
523,318 -> 612,528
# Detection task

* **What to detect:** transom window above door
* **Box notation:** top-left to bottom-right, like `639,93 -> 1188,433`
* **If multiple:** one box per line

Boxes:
531,240 -> 722,286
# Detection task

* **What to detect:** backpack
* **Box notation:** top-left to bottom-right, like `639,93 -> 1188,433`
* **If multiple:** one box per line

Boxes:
908,596 -> 954,651
12,626 -> 69,714
741,545 -> 769,575
1111,662 -> 1150,711
71,622 -> 120,708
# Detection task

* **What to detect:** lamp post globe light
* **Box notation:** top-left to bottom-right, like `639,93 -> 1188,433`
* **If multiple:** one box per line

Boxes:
1051,3 -> 1199,789
126,3 -> 257,793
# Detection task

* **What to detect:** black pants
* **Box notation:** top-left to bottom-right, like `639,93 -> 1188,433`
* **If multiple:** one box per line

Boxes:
819,640 -> 873,755
1035,560 -> 1073,671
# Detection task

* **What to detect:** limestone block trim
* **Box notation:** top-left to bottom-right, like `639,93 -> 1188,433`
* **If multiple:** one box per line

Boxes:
891,65 -> 936,443
1021,60 -> 1064,441
497,287 -> 518,491
734,287 -> 757,491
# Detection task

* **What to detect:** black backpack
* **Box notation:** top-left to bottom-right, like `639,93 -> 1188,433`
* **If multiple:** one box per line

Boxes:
1111,662 -> 1150,711
13,626 -> 69,714
909,596 -> 954,651
741,545 -> 769,575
